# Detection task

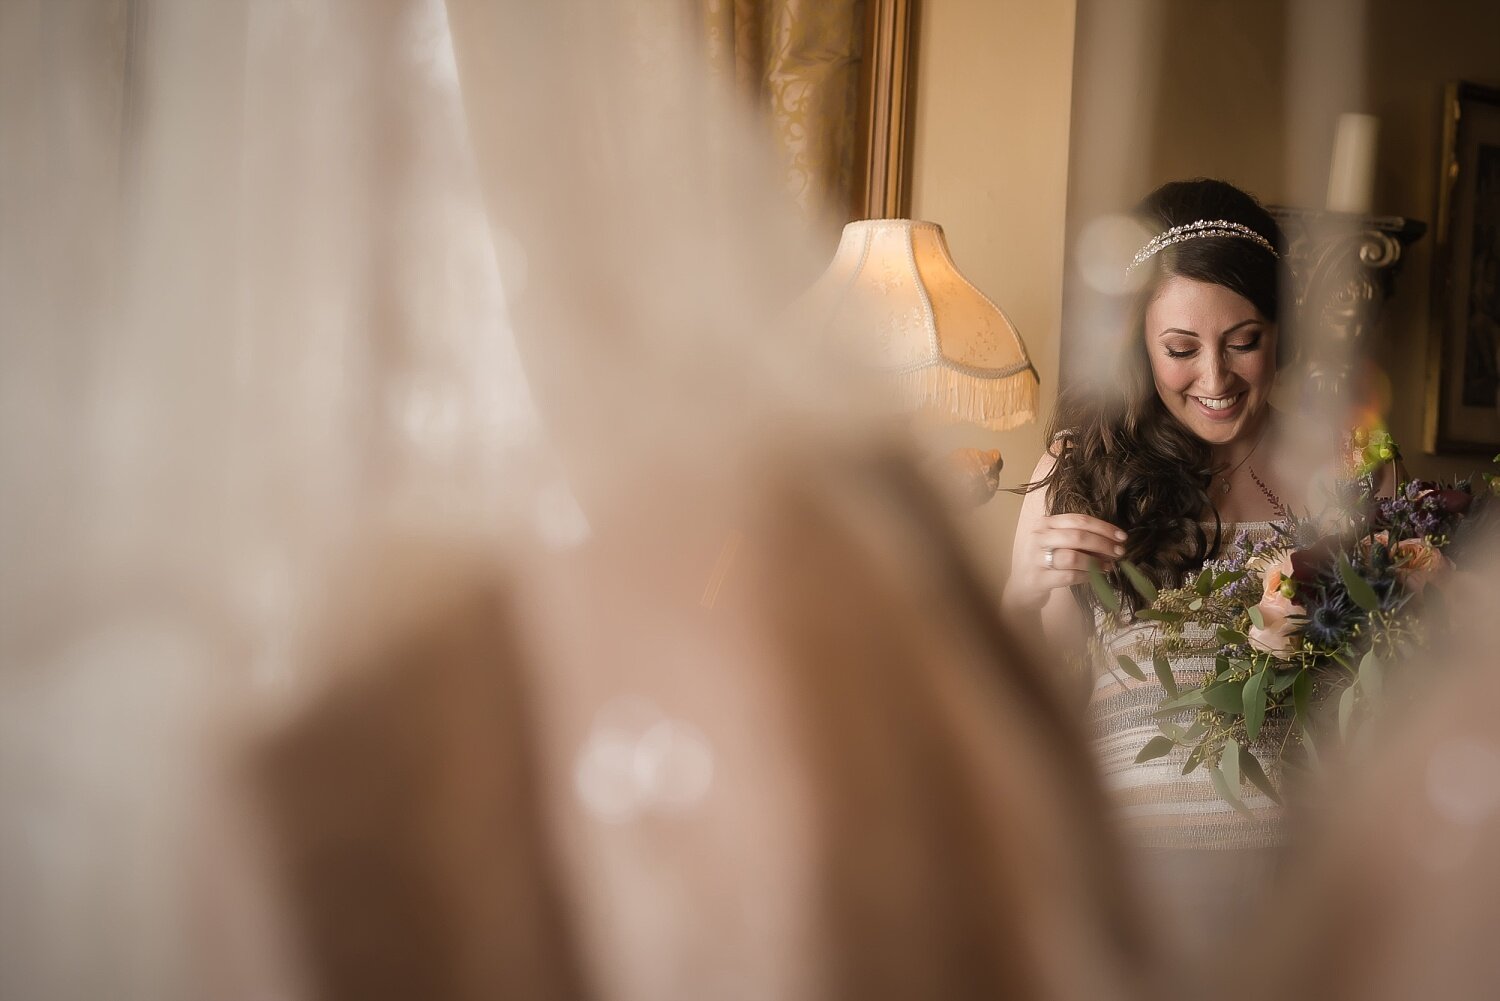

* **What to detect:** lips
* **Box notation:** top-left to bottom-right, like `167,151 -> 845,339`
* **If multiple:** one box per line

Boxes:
1190,392 -> 1245,420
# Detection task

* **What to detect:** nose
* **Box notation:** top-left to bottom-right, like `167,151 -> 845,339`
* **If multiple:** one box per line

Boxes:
1198,350 -> 1235,395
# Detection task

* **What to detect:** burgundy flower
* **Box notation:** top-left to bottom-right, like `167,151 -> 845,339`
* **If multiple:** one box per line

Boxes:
1432,488 -> 1473,515
1290,537 -> 1340,583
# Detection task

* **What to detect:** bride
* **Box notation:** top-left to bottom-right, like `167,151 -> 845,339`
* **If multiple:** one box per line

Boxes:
1001,177 -> 1391,949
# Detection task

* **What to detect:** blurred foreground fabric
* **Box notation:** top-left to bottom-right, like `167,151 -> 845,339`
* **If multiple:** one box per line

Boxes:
6,2 -> 1500,1000
252,443 -> 1150,1001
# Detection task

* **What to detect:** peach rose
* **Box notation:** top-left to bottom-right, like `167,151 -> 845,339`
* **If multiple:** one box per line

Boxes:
1248,552 -> 1306,661
1390,537 -> 1451,595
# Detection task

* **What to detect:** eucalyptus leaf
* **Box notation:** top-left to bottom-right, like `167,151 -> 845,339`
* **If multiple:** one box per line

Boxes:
1189,597 -> 1205,612
1183,719 -> 1208,742
1115,653 -> 1146,682
1338,554 -> 1380,612
1158,721 -> 1189,742
1152,689 -> 1207,716
1152,655 -> 1178,698
1301,720 -> 1321,768
1088,561 -> 1120,614
1214,569 -> 1248,589
1338,684 -> 1357,741
1209,763 -> 1252,814
1137,608 -> 1184,624
1243,668 -> 1270,743
1217,626 -> 1247,646
1135,736 -> 1176,763
1292,670 -> 1313,722
1247,605 -> 1265,629
1222,738 -> 1242,791
1203,680 -> 1248,715
1240,749 -> 1283,804
1195,568 -> 1215,596
1270,669 -> 1298,694
1182,746 -> 1205,775
1119,560 -> 1158,604
1358,651 -> 1384,701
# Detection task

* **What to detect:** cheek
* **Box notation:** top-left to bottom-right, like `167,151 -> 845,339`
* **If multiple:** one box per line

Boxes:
1235,352 -> 1276,392
1147,354 -> 1197,395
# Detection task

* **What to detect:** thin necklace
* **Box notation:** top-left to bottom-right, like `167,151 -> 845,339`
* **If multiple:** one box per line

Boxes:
1214,423 -> 1269,496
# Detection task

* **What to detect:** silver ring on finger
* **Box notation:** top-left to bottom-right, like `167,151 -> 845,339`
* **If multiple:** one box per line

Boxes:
1043,546 -> 1055,570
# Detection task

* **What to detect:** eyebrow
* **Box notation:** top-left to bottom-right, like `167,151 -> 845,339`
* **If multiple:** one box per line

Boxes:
1158,319 -> 1262,338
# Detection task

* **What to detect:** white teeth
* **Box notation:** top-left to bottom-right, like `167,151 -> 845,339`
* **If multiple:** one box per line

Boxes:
1194,394 -> 1242,411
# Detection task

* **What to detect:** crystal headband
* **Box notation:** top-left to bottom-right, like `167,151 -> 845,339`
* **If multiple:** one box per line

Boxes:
1127,219 -> 1279,273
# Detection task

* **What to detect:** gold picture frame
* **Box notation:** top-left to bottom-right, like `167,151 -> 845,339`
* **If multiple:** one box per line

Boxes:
1425,81 -> 1500,454
852,0 -> 917,220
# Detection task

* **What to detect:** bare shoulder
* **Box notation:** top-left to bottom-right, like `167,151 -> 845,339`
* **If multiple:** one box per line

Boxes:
1029,429 -> 1073,478
1029,448 -> 1059,482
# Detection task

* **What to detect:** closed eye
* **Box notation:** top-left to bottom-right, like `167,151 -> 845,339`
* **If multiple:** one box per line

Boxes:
1230,333 -> 1264,352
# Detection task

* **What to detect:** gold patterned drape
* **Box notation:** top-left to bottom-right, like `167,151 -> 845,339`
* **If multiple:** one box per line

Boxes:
699,0 -> 867,221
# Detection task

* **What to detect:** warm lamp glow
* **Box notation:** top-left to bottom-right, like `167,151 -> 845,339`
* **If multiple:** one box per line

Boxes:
805,219 -> 1039,431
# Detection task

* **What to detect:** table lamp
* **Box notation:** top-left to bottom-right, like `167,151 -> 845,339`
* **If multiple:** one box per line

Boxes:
804,218 -> 1039,503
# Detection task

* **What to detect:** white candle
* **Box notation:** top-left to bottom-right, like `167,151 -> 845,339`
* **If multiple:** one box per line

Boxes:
1326,113 -> 1379,214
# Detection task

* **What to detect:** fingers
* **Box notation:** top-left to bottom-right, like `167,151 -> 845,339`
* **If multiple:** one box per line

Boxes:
1046,513 -> 1129,542
1041,549 -> 1114,574
1014,513 -> 1128,605
1036,525 -> 1126,562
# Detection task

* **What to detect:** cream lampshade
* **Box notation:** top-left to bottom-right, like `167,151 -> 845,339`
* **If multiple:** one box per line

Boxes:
804,219 -> 1039,431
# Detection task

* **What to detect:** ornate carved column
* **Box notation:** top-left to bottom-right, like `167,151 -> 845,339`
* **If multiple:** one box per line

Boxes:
1269,207 -> 1426,398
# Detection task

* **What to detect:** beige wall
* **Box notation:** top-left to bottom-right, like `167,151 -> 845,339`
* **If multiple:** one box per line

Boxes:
1065,0 -> 1500,482
908,0 -> 1079,574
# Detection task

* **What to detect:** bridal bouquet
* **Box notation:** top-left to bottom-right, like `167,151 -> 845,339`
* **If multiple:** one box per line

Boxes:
1099,433 -> 1498,810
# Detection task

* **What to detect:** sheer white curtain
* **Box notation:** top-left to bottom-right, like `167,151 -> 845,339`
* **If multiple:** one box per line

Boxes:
0,4 -> 1149,1000
2,2 -> 542,997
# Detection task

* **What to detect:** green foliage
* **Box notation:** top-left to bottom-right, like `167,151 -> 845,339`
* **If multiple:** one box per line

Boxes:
1152,654 -> 1177,698
1115,653 -> 1146,682
1203,679 -> 1247,714
1088,561 -> 1119,613
1358,651 -> 1384,701
1240,749 -> 1282,804
1120,439 -> 1484,808
1338,554 -> 1380,612
1135,736 -> 1175,763
1119,559 -> 1157,604
1242,668 -> 1270,742
1292,670 -> 1313,721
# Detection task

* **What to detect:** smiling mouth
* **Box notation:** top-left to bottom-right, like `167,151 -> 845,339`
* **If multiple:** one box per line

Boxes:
1192,393 -> 1244,412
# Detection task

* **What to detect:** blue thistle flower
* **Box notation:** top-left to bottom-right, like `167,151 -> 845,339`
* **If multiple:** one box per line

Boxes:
1303,587 -> 1359,649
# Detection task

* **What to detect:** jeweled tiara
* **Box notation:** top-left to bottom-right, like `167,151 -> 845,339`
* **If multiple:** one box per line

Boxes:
1126,219 -> 1279,274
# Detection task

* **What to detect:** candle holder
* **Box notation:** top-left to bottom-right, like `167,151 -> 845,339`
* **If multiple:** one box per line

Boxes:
1269,207 -> 1426,401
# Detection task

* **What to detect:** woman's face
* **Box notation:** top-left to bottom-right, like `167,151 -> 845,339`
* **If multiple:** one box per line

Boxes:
1144,275 -> 1277,448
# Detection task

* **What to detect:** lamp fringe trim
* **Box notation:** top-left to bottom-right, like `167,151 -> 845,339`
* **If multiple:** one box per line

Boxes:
895,364 -> 1040,432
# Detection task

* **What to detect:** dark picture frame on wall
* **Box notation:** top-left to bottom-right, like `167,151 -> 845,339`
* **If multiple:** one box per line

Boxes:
1426,81 -> 1500,454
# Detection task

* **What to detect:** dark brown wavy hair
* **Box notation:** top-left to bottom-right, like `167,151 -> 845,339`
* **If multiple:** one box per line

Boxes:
1032,178 -> 1286,612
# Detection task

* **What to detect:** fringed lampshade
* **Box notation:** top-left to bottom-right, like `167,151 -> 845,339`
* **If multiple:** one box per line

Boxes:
806,219 -> 1039,431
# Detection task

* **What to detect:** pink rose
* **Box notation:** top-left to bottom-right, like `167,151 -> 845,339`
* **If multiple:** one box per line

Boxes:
1248,553 -> 1306,661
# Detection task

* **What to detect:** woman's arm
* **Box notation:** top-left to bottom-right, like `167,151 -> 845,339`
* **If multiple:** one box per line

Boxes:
1001,451 -> 1126,660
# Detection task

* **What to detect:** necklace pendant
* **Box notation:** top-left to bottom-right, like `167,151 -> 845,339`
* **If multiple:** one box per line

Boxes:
1220,479 -> 1231,495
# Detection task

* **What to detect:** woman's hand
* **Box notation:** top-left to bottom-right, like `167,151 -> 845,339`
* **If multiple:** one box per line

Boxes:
1006,512 -> 1128,614
1000,450 -> 1127,663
